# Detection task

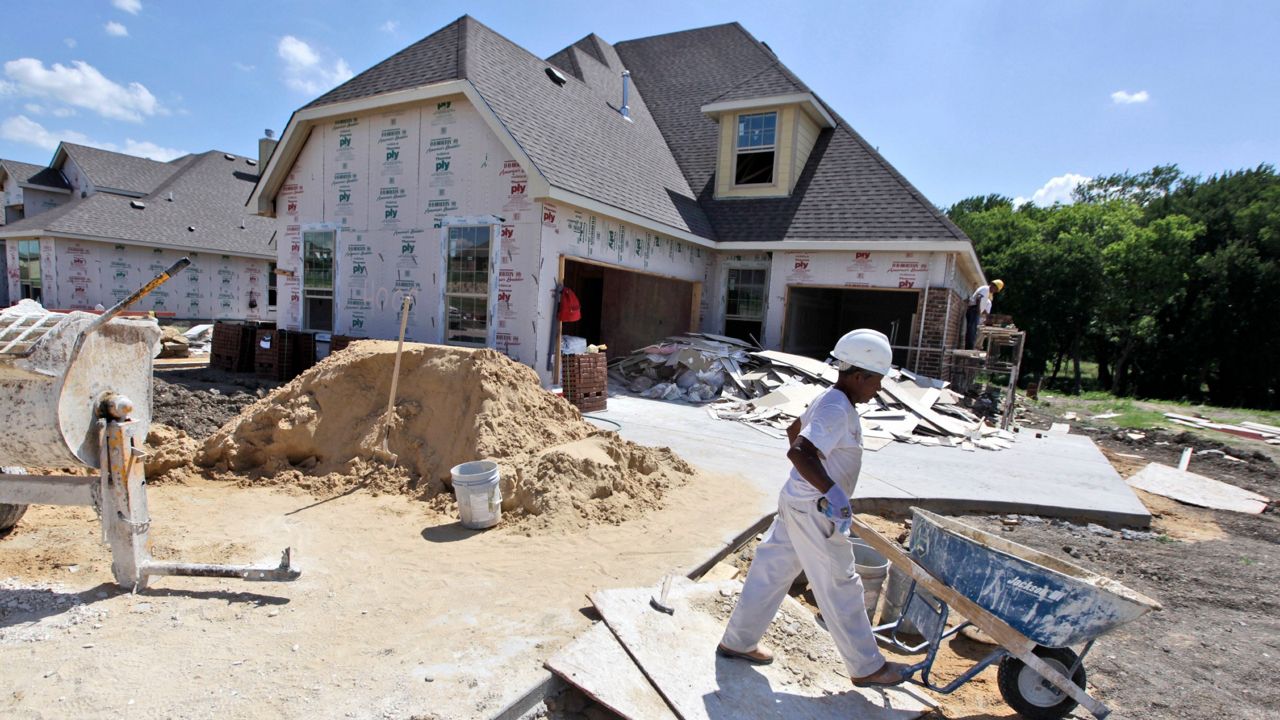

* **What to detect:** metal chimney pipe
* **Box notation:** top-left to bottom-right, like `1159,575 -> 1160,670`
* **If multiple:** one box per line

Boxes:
620,70 -> 632,121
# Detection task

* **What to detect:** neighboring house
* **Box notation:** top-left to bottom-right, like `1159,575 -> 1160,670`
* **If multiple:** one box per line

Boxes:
249,16 -> 983,383
0,143 -> 276,320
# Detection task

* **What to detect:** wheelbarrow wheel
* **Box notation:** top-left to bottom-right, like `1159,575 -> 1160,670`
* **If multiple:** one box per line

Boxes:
997,646 -> 1086,720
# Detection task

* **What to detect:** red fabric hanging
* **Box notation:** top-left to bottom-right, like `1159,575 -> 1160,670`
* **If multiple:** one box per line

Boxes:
558,286 -> 581,322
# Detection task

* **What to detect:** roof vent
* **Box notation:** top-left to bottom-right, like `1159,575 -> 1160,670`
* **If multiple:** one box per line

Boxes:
545,67 -> 567,86
187,225 -> 196,232
224,153 -> 235,161
246,158 -> 257,166
166,191 -> 174,202
620,70 -> 633,122
240,220 -> 246,230
129,200 -> 146,209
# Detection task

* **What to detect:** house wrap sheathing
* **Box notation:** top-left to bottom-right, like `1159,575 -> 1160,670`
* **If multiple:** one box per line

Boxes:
253,16 -> 984,385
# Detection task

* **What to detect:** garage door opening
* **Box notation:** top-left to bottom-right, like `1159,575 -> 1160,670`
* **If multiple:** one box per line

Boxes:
783,287 -> 918,365
560,259 -> 697,355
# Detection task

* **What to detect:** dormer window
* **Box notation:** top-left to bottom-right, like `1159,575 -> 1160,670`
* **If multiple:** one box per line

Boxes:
735,112 -> 777,185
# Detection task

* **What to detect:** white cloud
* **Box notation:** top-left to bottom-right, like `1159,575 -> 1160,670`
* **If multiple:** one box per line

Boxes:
277,35 -> 353,95
120,139 -> 184,161
64,38 -> 77,48
0,115 -> 184,161
0,115 -> 91,151
52,107 -> 76,118
105,21 -> 129,37
23,103 -> 43,115
233,62 -> 256,72
1110,89 -> 1149,105
380,20 -> 399,33
113,0 -> 142,14
1013,173 -> 1091,208
2,58 -> 160,122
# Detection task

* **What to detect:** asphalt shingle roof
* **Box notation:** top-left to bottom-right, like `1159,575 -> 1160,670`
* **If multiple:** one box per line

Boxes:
306,17 -> 712,238
615,23 -> 969,243
59,143 -> 188,195
296,16 -> 966,245
1,151 -> 275,257
0,158 -> 70,191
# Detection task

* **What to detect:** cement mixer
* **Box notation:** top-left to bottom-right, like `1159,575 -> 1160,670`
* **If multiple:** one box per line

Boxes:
0,258 -> 299,589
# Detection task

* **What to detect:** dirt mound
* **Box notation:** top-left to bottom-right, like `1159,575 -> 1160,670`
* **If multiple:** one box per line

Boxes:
194,342 -> 693,526
143,424 -> 201,484
153,376 -> 263,439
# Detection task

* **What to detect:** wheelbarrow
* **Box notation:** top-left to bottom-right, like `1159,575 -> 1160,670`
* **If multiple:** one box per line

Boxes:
852,508 -> 1161,719
0,258 -> 300,590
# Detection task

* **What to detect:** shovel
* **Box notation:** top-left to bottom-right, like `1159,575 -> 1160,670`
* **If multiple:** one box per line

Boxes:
373,294 -> 413,465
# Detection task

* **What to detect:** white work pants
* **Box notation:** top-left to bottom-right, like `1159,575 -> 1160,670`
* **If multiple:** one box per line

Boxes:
721,493 -> 885,678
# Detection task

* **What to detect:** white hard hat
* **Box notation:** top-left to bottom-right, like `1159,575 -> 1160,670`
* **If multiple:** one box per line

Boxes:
830,329 -> 892,376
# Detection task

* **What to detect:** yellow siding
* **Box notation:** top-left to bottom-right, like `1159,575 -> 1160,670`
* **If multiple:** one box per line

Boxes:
715,106 -> 796,199
792,110 -> 820,191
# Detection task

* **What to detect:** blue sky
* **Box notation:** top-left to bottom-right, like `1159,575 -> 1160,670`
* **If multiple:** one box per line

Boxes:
1,1 -> 1276,208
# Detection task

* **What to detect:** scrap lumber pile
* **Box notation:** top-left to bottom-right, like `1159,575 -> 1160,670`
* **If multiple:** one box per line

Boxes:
614,340 -> 1013,452
1163,413 -> 1280,445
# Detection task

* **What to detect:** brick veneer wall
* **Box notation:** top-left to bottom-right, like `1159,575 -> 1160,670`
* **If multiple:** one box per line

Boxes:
909,287 -> 966,377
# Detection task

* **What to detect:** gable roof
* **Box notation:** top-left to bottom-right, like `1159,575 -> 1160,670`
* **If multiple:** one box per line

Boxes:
615,23 -> 969,243
272,17 -> 969,248
0,158 -> 70,192
0,151 -> 275,257
302,16 -> 712,239
56,143 -> 189,196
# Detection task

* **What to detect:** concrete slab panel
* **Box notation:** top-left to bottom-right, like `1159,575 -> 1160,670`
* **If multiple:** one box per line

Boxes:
546,622 -> 678,719
597,393 -> 1151,527
591,579 -> 932,720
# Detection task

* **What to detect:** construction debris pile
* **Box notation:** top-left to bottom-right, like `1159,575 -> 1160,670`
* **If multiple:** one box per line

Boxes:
612,335 -> 1014,451
193,342 -> 695,527
1163,413 -> 1280,446
610,333 -> 754,403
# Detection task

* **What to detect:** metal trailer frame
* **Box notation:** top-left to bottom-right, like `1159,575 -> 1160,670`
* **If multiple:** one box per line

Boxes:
851,515 -> 1113,719
0,257 -> 299,590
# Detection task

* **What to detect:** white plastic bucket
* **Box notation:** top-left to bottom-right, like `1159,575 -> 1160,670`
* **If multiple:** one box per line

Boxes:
451,460 -> 502,530
850,540 -> 890,621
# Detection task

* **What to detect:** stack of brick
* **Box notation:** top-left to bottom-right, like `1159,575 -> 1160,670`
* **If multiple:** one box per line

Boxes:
561,353 -> 607,412
210,321 -> 260,372
255,328 -> 288,380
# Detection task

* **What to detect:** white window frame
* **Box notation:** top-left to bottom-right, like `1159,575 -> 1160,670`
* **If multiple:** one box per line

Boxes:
441,223 -> 497,348
733,111 -> 778,187
302,229 -> 335,331
17,239 -> 41,302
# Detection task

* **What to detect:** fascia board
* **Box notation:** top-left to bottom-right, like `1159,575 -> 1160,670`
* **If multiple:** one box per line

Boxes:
0,229 -> 274,259
701,93 -> 835,128
543,186 -> 716,249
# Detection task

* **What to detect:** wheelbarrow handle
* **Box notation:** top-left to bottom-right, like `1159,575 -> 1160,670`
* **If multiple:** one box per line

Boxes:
85,257 -> 191,334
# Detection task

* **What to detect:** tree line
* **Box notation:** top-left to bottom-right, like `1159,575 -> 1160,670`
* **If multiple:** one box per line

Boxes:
947,164 -> 1280,409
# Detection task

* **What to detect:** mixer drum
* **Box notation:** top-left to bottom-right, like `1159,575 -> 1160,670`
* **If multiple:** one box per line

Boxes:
0,310 -> 161,469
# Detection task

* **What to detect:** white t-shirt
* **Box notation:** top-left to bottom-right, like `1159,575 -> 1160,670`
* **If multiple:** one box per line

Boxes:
782,387 -> 864,502
970,284 -> 993,315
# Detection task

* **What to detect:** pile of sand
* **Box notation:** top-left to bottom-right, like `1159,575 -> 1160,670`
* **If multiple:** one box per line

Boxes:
194,342 -> 693,526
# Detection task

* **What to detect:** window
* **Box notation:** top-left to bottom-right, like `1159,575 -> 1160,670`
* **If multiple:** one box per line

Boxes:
734,112 -> 777,185
302,231 -> 334,331
724,267 -> 767,343
445,225 -> 492,345
267,262 -> 278,308
18,239 -> 41,302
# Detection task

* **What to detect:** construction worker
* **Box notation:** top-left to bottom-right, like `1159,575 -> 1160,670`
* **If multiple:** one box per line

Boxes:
717,329 -> 911,688
964,279 -> 1004,349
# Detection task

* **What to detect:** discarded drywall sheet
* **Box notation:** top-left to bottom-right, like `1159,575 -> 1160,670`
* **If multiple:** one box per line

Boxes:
545,622 -> 678,720
1127,463 -> 1269,514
